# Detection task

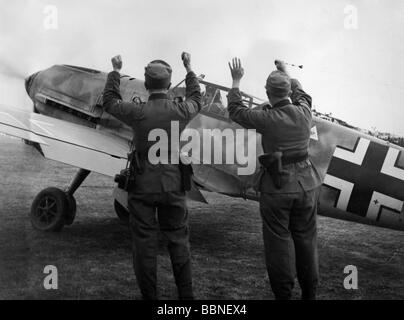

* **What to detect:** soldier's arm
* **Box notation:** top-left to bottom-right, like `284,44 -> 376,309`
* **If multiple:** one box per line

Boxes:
103,55 -> 144,126
173,52 -> 202,121
227,88 -> 268,133
290,78 -> 312,113
103,71 -> 144,126
275,59 -> 312,113
227,58 -> 268,132
174,71 -> 202,121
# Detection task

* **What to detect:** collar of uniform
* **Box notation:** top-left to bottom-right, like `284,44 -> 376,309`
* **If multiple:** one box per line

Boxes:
272,99 -> 291,109
148,93 -> 168,101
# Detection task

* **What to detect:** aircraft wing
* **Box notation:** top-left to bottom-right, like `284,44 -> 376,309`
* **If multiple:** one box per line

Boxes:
0,105 -> 129,177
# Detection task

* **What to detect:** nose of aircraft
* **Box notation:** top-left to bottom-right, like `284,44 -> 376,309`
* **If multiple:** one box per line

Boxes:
25,71 -> 40,96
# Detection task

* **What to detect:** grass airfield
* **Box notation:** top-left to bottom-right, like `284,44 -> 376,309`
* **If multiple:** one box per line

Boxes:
0,136 -> 403,300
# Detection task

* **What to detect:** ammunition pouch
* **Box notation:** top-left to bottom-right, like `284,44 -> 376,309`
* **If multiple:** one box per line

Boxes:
114,168 -> 134,191
114,150 -> 144,191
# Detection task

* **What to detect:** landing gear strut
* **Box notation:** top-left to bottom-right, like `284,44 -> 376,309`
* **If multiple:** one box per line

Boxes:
30,169 -> 90,232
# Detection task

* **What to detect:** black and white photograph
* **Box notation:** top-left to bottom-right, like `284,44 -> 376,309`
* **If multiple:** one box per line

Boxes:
0,0 -> 403,309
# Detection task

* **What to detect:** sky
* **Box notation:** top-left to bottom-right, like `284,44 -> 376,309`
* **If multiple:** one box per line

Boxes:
0,0 -> 403,135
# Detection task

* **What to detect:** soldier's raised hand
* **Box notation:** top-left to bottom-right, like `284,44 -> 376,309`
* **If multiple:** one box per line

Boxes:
182,52 -> 192,73
228,58 -> 244,88
275,60 -> 288,75
229,58 -> 244,81
111,55 -> 123,72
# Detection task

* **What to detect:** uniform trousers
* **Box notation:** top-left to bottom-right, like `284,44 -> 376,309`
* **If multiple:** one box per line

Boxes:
128,191 -> 193,300
259,188 -> 320,300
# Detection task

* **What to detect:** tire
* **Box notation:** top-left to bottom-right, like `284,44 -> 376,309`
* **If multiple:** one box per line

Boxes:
30,187 -> 68,232
64,194 -> 77,226
114,200 -> 129,224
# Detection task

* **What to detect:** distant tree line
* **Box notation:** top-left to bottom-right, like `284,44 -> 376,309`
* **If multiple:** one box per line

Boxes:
312,110 -> 404,148
369,132 -> 404,147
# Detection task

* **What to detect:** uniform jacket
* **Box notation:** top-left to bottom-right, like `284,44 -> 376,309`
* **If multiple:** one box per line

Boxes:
103,71 -> 202,193
227,80 -> 322,194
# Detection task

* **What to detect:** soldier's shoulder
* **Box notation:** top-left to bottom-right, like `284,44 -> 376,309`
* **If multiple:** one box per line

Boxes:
255,102 -> 271,111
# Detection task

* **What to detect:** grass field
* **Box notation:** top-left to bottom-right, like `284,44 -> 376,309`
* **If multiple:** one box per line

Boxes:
0,136 -> 403,300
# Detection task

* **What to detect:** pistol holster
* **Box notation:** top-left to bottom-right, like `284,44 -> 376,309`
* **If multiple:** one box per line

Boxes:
258,151 -> 286,189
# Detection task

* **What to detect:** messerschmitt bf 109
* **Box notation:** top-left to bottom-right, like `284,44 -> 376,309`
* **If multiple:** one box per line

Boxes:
0,64 -> 403,232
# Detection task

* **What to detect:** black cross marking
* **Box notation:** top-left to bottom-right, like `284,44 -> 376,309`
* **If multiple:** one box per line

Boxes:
327,140 -> 404,217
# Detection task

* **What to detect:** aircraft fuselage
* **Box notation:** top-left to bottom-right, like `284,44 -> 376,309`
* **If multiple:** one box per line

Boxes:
24,65 -> 404,231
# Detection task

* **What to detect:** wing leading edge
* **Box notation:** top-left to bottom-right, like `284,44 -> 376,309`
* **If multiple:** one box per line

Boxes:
0,105 -> 129,177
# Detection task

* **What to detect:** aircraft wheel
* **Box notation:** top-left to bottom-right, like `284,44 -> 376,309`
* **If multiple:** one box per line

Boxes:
114,200 -> 130,224
64,194 -> 77,226
30,187 -> 68,232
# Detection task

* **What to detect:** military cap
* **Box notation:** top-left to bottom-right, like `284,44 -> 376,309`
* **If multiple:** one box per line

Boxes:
266,70 -> 291,98
144,60 -> 172,90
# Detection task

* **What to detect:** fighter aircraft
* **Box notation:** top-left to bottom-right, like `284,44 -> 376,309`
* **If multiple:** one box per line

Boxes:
0,64 -> 403,232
